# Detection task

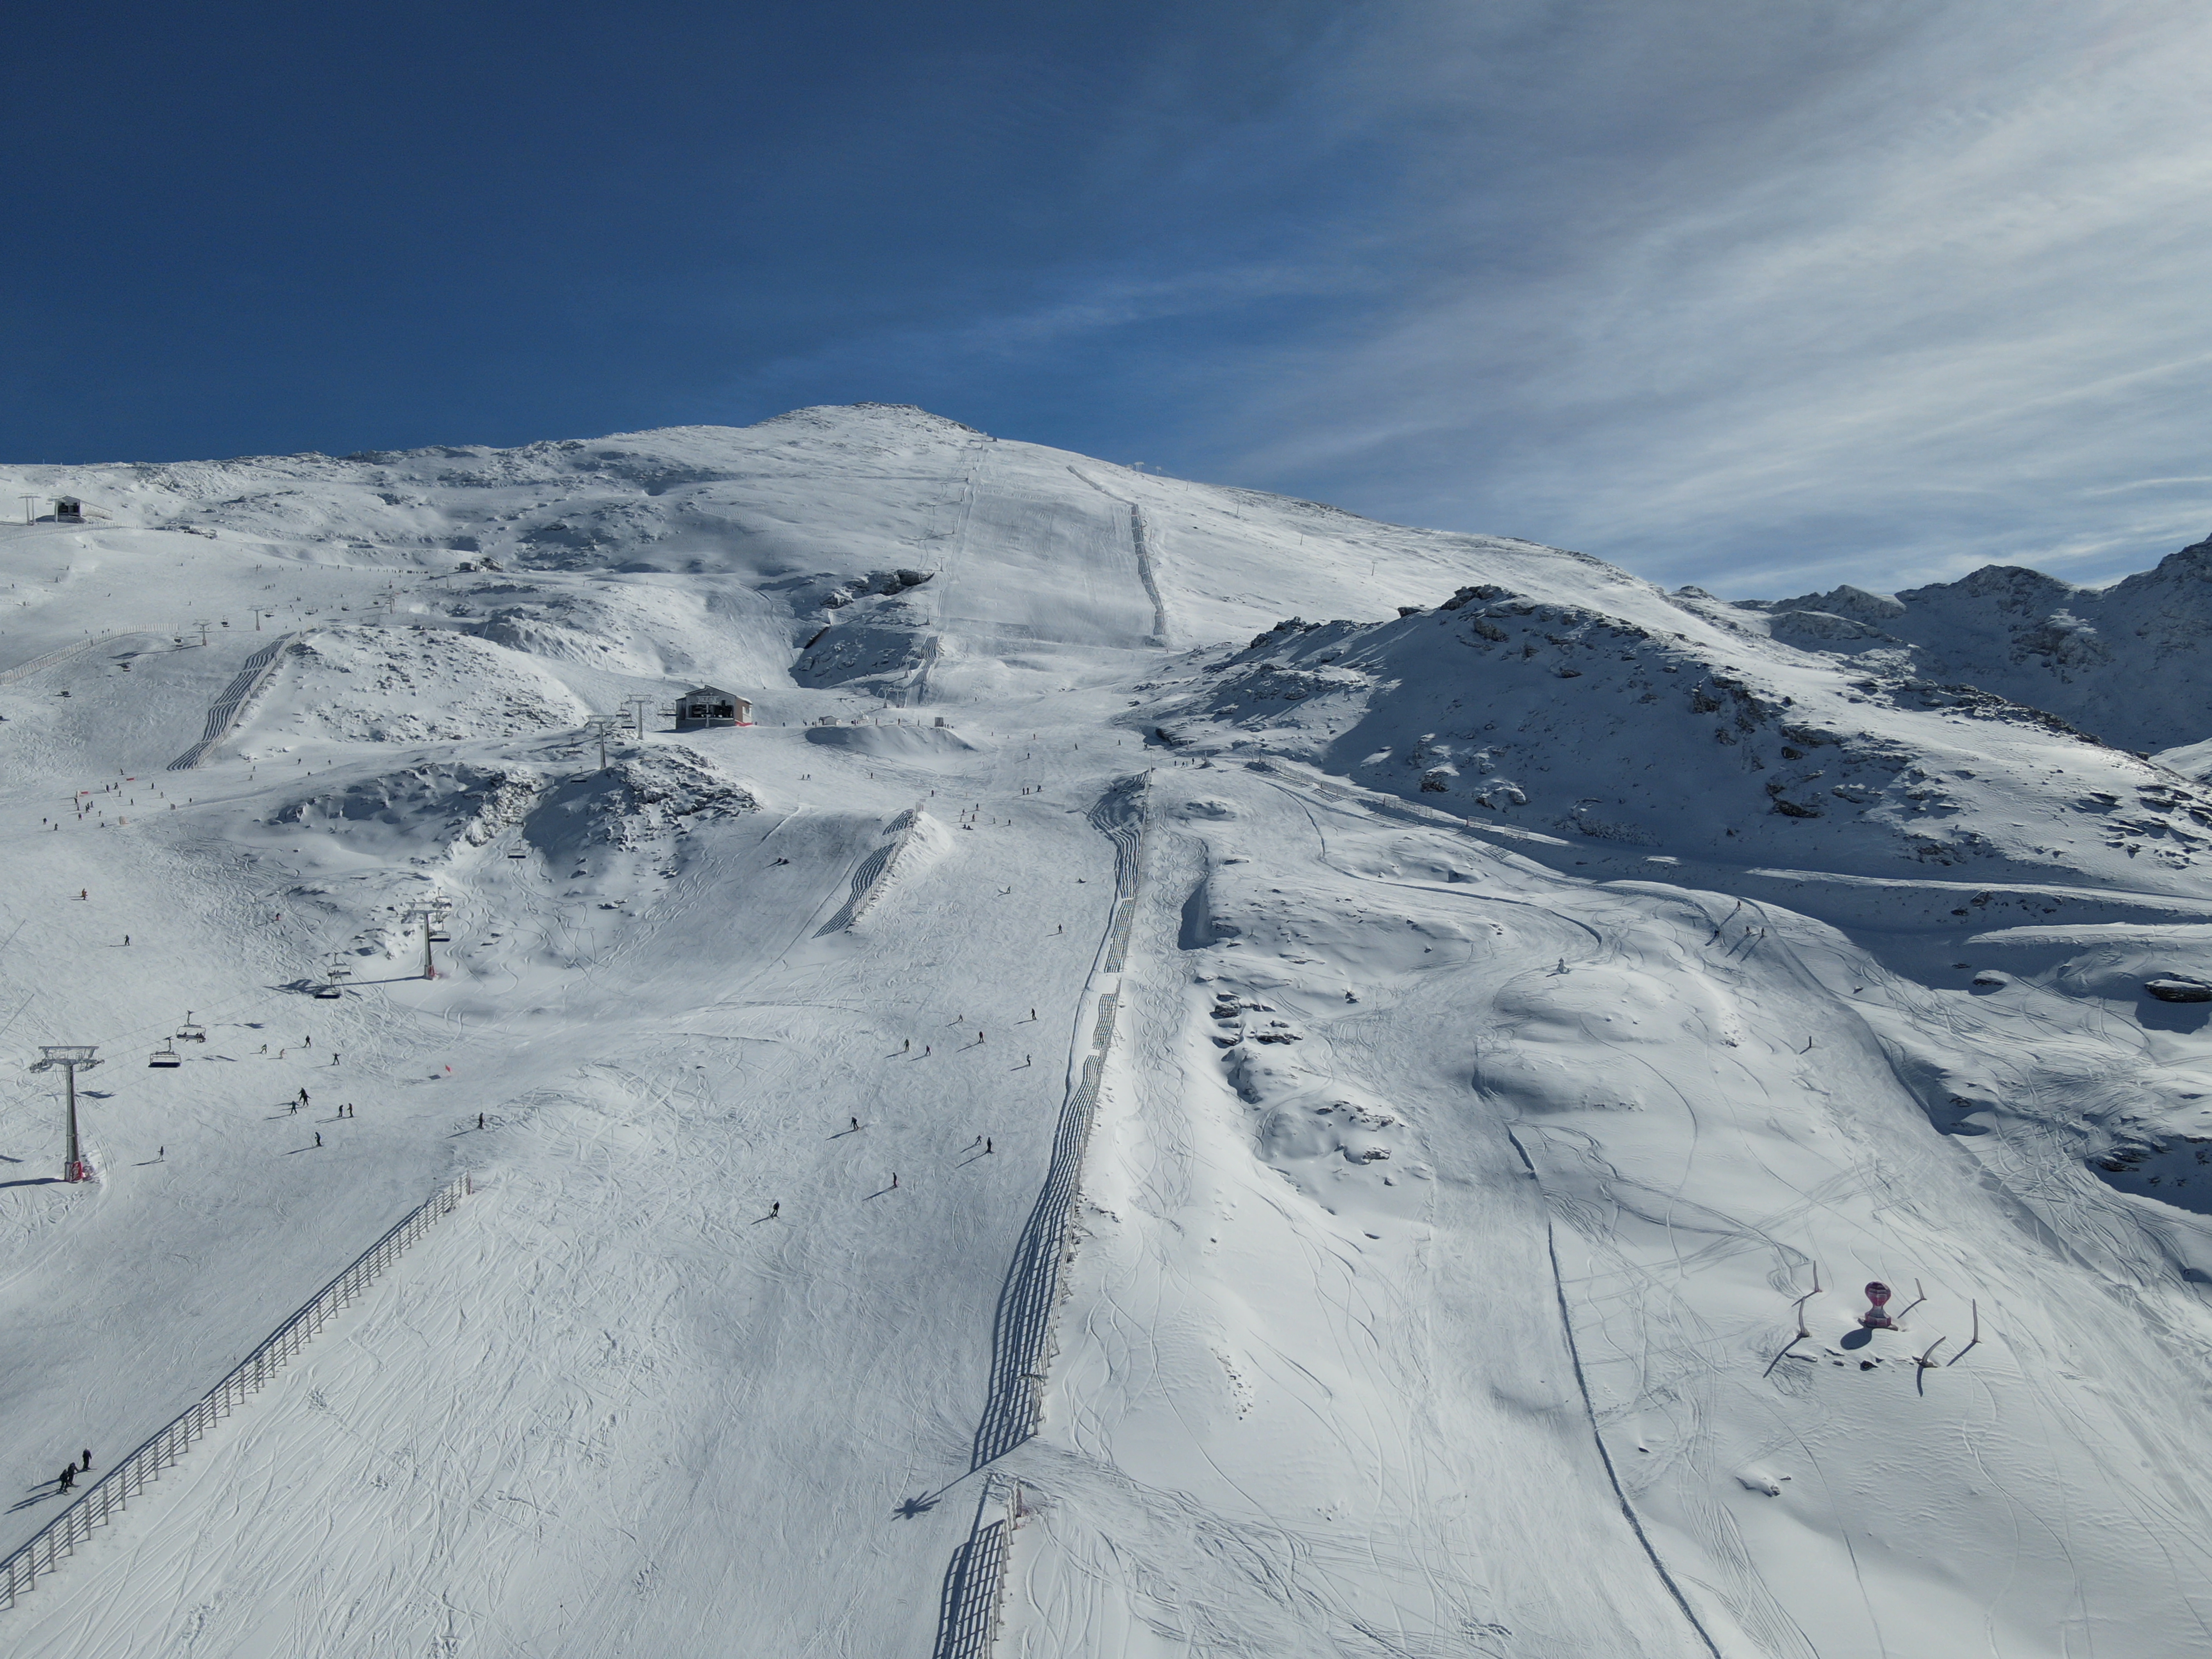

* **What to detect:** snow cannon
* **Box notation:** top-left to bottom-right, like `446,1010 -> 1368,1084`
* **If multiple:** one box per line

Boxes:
1861,1282 -> 1895,1329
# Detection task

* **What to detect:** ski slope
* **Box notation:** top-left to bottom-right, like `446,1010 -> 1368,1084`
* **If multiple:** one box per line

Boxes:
3,405 -> 2212,1657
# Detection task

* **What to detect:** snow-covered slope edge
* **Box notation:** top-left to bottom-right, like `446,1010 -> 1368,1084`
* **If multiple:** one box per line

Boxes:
1142,580 -> 2212,896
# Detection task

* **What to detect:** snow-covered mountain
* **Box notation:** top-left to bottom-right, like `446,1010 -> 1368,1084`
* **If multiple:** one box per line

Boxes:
1736,535 -> 2212,755
4,404 -> 2212,1659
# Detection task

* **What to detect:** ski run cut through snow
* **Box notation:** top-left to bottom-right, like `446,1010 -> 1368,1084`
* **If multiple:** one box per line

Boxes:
1,403 -> 2212,1656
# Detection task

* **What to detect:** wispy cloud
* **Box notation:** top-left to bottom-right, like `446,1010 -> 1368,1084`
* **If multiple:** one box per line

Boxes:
1183,0 -> 2212,595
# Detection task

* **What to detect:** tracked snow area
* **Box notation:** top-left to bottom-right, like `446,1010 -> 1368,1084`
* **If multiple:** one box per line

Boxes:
2,405 -> 2212,1657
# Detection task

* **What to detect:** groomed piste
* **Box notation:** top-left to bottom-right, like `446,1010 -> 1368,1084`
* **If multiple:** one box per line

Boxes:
3,403 -> 2212,1657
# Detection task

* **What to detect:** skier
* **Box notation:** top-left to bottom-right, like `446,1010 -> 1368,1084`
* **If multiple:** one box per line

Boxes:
902,1038 -> 910,1052
314,1132 -> 322,1148
157,1145 -> 164,1160
770,1201 -> 780,1218
478,1111 -> 486,1130
123,935 -> 129,946
924,1045 -> 931,1056
851,1116 -> 860,1132
80,1449 -> 90,1471
58,1464 -> 74,1492
289,1100 -> 297,1115
298,1087 -> 310,1108
985,1138 -> 992,1154
891,1171 -> 899,1189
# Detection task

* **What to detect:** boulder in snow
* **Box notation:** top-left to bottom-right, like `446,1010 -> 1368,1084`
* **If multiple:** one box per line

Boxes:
2144,978 -> 2212,1003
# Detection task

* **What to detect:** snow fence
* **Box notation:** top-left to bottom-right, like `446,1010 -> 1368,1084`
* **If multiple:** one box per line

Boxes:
166,632 -> 299,770
969,774 -> 1148,1471
814,803 -> 924,936
0,1172 -> 472,1612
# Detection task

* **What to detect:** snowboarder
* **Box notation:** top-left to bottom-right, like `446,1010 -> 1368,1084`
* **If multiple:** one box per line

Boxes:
314,1132 -> 322,1148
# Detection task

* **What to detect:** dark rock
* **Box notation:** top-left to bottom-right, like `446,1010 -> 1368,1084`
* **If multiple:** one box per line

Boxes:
2145,979 -> 2212,1002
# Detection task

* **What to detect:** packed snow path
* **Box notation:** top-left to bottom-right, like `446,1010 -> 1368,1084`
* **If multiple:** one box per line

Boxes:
970,776 -> 1148,1472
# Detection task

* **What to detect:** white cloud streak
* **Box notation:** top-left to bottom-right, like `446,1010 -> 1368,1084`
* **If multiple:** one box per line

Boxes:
1206,0 -> 2212,594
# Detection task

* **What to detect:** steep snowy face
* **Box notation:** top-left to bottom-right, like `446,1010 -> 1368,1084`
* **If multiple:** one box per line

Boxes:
1142,580 -> 2212,894
1743,533 -> 2212,753
18,409 -> 2212,1659
5,403 -> 1646,704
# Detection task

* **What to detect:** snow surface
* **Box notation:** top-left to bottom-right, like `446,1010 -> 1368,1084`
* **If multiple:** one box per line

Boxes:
4,404 -> 2212,1656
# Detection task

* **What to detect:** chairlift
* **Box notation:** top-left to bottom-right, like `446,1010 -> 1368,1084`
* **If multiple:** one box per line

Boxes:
148,1043 -> 182,1069
506,847 -> 529,859
177,1019 -> 207,1043
313,983 -> 343,999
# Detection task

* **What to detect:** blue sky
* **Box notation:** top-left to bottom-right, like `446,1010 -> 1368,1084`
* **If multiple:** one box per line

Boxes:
7,0 -> 2207,596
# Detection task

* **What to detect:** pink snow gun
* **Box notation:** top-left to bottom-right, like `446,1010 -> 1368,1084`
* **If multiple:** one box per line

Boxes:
1861,1282 -> 1895,1329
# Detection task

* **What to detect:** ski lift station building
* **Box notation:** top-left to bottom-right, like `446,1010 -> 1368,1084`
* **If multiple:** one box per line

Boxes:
20,494 -> 108,524
674,686 -> 752,730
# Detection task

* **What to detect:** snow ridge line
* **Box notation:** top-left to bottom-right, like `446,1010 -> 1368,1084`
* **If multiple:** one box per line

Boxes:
0,1173 -> 472,1613
967,774 -> 1149,1472
0,632 -> 155,687
165,633 -> 300,770
1066,467 -> 1170,646
1502,1127 -> 1724,1659
813,803 -> 924,936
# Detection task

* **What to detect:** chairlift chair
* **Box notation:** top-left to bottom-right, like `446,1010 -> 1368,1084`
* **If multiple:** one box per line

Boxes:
313,983 -> 342,999
177,1019 -> 207,1043
148,1043 -> 182,1069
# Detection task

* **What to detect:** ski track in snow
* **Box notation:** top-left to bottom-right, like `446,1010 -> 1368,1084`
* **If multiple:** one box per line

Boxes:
1,407 -> 2211,1656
